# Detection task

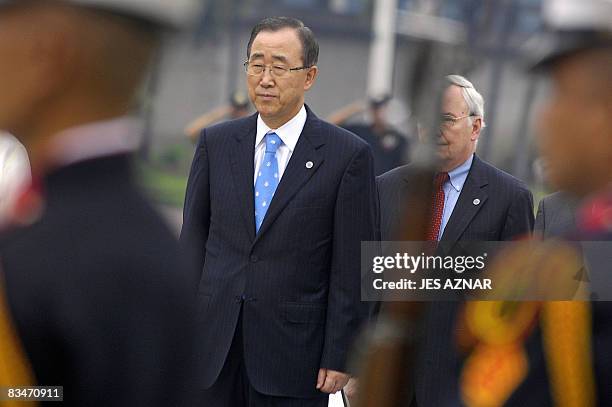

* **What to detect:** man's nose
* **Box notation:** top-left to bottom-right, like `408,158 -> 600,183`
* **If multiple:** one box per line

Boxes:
259,69 -> 275,87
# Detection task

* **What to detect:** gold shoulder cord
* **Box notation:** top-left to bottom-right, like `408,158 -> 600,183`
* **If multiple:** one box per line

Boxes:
541,301 -> 596,407
0,268 -> 37,407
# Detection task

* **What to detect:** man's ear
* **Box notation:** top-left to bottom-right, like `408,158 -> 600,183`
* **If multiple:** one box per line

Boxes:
303,65 -> 318,91
471,117 -> 483,141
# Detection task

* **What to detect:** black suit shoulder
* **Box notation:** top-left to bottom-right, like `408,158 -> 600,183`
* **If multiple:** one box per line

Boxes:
377,164 -> 410,188
376,157 -> 531,198
195,114 -> 255,149
318,120 -> 373,170
205,114 -> 254,136
320,120 -> 370,148
474,156 -> 530,192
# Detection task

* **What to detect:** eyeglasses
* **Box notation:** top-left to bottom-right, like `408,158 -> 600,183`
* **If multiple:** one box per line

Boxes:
440,114 -> 474,130
243,61 -> 311,77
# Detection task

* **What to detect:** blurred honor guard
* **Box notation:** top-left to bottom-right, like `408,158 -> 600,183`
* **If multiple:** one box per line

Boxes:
185,91 -> 252,142
0,132 -> 30,221
0,1 -> 202,406
459,1 -> 612,406
343,96 -> 409,176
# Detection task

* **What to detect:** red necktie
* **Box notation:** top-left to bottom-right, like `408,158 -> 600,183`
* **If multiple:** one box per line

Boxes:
426,172 -> 449,241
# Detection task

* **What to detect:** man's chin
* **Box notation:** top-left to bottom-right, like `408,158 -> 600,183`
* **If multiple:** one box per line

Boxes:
255,104 -> 278,117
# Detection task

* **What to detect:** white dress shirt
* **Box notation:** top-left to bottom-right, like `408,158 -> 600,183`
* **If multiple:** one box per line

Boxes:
0,132 -> 31,219
253,105 -> 307,185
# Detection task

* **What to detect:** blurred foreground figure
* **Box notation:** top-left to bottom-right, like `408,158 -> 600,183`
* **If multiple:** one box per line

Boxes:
534,0 -> 612,403
0,132 -> 30,220
0,1 -> 201,406
459,1 -> 612,406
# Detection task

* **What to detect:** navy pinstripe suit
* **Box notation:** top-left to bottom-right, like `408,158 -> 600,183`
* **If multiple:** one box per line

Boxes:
181,105 -> 377,401
377,155 -> 535,406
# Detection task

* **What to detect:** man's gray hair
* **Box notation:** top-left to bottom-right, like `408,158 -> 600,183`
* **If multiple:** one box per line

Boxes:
445,75 -> 486,128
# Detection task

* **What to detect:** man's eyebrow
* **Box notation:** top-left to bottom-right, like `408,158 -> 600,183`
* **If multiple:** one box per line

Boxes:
248,53 -> 290,64
271,55 -> 289,64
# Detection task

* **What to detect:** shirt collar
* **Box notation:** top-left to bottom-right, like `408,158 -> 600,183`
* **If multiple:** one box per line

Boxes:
447,154 -> 474,192
256,105 -> 307,152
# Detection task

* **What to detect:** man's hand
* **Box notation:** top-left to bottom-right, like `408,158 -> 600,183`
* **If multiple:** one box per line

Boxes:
316,368 -> 350,394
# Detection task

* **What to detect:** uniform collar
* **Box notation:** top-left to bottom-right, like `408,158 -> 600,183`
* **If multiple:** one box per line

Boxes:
45,116 -> 141,169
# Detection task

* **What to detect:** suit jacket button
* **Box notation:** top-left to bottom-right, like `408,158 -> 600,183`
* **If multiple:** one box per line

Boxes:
250,255 -> 259,263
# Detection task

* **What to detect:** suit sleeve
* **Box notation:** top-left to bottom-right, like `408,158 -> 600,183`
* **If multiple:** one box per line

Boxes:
501,185 -> 535,240
320,143 -> 377,373
180,129 -> 211,278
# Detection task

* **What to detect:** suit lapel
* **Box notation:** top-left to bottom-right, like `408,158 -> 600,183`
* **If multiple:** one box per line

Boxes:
254,107 -> 325,243
229,114 -> 258,241
440,156 -> 489,244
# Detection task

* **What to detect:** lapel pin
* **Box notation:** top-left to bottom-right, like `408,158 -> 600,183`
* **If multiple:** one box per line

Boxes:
473,198 -> 481,206
306,161 -> 314,169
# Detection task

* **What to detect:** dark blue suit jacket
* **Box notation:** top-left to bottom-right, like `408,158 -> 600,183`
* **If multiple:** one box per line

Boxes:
181,106 -> 377,398
377,155 -> 535,406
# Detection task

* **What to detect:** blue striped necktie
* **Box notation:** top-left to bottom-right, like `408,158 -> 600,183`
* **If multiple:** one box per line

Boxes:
254,132 -> 282,232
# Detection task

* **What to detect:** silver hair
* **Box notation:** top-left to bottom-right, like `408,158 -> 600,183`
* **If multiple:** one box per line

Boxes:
445,74 -> 486,128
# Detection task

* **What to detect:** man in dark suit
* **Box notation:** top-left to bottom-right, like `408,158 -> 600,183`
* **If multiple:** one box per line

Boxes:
0,1 -> 201,405
377,75 -> 534,405
534,191 -> 577,238
181,17 -> 377,407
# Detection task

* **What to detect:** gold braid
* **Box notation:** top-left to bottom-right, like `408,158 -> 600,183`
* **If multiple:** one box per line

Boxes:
541,301 -> 596,407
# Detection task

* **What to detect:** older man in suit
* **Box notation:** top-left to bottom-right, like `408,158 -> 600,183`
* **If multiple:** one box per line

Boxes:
377,75 -> 534,405
181,16 -> 377,407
